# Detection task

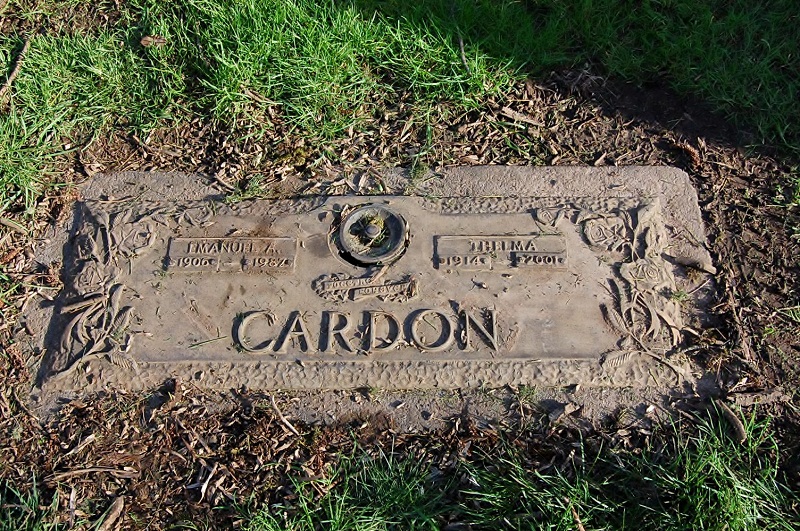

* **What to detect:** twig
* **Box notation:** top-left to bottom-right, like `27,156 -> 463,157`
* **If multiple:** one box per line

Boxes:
457,32 -> 470,73
97,496 -> 125,531
722,266 -> 755,365
188,336 -> 228,349
172,414 -> 213,455
0,34 -> 32,102
0,216 -> 28,235
199,463 -> 218,501
499,106 -> 543,127
68,486 -> 77,528
270,395 -> 300,436
10,388 -> 39,422
65,433 -> 96,456
211,174 -> 236,192
566,498 -> 586,531
131,134 -> 181,158
714,398 -> 747,444
49,467 -> 139,482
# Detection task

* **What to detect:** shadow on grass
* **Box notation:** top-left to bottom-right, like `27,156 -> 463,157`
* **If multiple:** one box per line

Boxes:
242,409 -> 799,531
344,0 -> 799,152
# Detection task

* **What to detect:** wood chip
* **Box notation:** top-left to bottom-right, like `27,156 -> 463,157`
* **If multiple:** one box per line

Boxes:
0,216 -> 28,235
97,496 -> 125,531
49,467 -> 139,482
731,388 -> 791,407
498,106 -> 543,127
68,486 -> 77,528
140,35 -> 167,48
568,499 -> 587,531
200,463 -> 218,501
674,141 -> 701,167
65,433 -> 96,456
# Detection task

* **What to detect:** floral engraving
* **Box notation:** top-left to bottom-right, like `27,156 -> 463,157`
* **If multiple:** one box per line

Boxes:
533,207 -> 565,227
52,198 -> 236,378
620,258 -> 672,293
589,199 -> 684,375
60,283 -> 136,372
582,216 -> 631,253
56,205 -> 159,375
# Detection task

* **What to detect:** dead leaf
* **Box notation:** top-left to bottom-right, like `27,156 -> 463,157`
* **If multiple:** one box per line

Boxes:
499,106 -> 543,127
140,35 -> 167,48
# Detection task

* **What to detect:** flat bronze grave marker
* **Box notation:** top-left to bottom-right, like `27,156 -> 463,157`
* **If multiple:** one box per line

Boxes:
31,166 -> 715,394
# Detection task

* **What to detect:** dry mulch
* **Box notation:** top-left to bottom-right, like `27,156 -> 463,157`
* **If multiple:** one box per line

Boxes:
1,376 -> 670,529
1,70 -> 800,527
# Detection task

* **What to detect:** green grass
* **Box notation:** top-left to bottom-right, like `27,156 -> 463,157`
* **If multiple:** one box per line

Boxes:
0,480 -> 60,531
790,171 -> 800,207
244,451 -> 450,530
355,0 -> 800,148
2,0 -> 800,218
241,410 -> 799,530
134,0 -> 514,138
0,25 -> 180,213
0,0 -> 517,215
464,412 -> 796,530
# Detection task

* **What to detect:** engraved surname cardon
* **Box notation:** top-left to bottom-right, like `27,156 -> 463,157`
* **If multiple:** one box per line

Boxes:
167,237 -> 297,273
234,308 -> 500,354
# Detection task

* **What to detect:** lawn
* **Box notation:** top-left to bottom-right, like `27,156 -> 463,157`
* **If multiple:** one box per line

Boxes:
1,0 -> 798,215
242,411 -> 796,531
1,0 -> 799,528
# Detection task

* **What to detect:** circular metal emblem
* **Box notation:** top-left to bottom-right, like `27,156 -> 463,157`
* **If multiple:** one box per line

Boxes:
336,204 -> 409,266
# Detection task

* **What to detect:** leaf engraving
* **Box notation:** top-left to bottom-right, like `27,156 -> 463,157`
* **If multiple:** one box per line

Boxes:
603,305 -> 630,335
601,350 -> 637,368
108,352 -> 134,371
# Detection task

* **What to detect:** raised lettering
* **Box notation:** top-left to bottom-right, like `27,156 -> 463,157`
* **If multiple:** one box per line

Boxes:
274,311 -> 314,353
367,311 -> 401,352
169,237 -> 297,274
234,306 -> 500,355
461,309 -> 499,351
409,309 -> 455,352
234,311 -> 278,353
321,311 -> 353,352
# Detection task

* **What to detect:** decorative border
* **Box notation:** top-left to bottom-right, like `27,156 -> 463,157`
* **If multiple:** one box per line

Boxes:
49,194 -> 688,388
45,356 -> 690,393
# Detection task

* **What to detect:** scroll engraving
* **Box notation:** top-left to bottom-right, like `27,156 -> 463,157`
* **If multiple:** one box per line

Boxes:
313,271 -> 418,302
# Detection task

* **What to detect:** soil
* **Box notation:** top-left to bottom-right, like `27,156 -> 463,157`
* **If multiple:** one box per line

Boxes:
1,57 -> 799,528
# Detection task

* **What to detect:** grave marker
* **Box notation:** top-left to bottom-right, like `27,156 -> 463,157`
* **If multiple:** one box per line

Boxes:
32,167 -> 715,392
